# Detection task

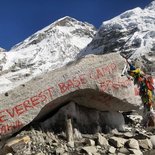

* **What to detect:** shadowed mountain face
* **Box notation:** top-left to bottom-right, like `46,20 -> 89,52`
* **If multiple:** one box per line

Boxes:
78,1 -> 155,73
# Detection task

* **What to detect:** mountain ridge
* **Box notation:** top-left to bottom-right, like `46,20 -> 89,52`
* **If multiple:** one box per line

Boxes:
78,1 -> 155,73
0,1 -> 155,93
0,16 -> 96,93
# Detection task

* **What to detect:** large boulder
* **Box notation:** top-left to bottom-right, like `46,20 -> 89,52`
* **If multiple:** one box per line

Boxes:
0,53 -> 141,138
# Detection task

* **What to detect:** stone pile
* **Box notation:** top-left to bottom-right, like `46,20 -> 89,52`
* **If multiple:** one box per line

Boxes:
1,123 -> 155,155
1,104 -> 155,155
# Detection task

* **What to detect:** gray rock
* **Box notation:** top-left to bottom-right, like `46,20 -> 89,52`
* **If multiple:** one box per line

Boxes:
109,137 -> 127,148
62,153 -> 68,155
96,145 -> 101,149
67,141 -> 74,148
138,139 -> 153,150
92,153 -> 100,155
3,135 -> 31,154
97,133 -> 109,146
119,147 -> 130,154
74,128 -> 82,140
126,114 -> 143,125
35,153 -> 45,155
126,139 -> 139,150
108,146 -> 116,154
63,144 -> 68,152
129,149 -> 143,155
150,135 -> 155,149
85,139 -> 95,146
100,111 -> 125,131
111,129 -> 124,136
52,143 -> 58,147
123,132 -> 134,138
134,130 -> 150,139
6,153 -> 13,155
56,148 -> 65,155
81,146 -> 97,154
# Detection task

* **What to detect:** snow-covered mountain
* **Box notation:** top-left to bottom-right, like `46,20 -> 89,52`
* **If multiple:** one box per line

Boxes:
78,1 -> 155,73
0,16 -> 96,93
0,48 -> 6,66
1,1 -> 155,93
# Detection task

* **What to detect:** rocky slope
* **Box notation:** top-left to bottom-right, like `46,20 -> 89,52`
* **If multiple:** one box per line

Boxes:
78,1 -> 155,73
1,103 -> 155,155
0,16 -> 96,93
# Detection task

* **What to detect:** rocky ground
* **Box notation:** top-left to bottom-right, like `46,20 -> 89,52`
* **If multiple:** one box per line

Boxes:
1,107 -> 155,155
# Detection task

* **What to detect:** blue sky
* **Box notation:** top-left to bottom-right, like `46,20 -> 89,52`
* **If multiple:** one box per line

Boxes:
0,0 -> 152,50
